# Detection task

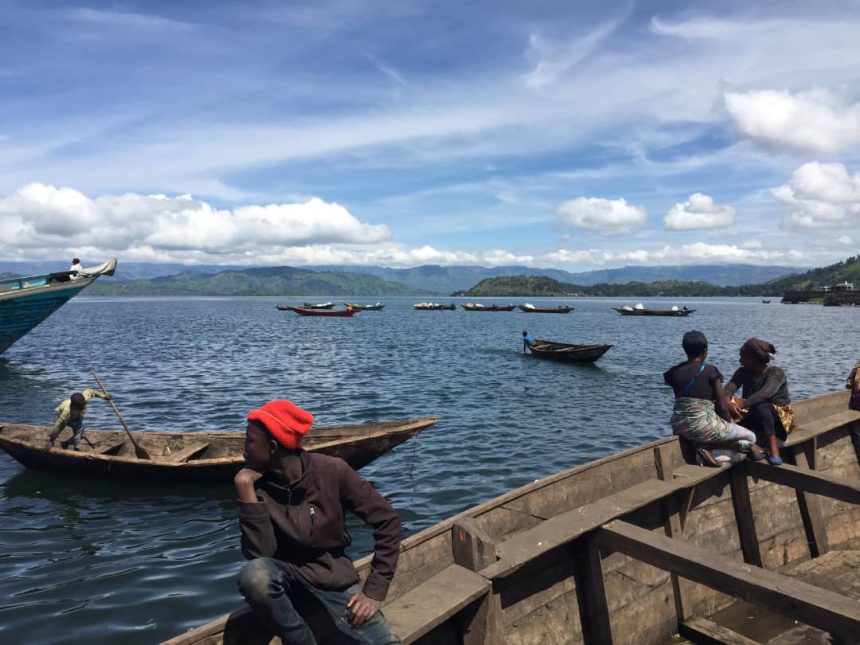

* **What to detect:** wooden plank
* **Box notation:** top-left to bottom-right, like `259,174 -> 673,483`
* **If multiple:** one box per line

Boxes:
595,520 -> 860,641
678,616 -> 759,645
655,446 -> 692,622
385,564 -> 490,644
163,442 -> 210,463
739,460 -> 860,506
729,470 -> 763,567
91,440 -> 125,455
573,539 -> 613,645
785,409 -> 860,447
452,518 -> 497,571
790,445 -> 829,558
483,467 -> 727,581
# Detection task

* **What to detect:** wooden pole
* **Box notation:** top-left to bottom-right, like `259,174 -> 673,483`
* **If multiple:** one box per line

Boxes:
91,369 -> 151,460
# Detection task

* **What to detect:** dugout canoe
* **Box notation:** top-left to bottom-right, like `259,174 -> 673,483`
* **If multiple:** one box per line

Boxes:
526,339 -> 613,362
165,391 -> 860,644
344,303 -> 384,311
302,302 -> 335,309
518,304 -> 573,313
461,304 -> 517,312
0,417 -> 437,483
413,303 -> 457,310
613,306 -> 694,316
277,306 -> 358,317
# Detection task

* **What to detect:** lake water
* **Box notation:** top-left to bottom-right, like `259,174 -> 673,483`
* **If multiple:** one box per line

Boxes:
1,296 -> 857,643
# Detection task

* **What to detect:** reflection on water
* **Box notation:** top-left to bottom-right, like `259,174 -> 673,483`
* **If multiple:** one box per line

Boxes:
1,296 -> 857,643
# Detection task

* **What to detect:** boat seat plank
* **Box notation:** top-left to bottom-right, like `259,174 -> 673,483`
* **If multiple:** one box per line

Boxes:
483,469 -> 726,581
739,460 -> 860,505
385,564 -> 489,644
595,520 -> 860,641
678,617 -> 759,645
91,440 -> 125,455
163,442 -> 210,463
786,409 -> 860,447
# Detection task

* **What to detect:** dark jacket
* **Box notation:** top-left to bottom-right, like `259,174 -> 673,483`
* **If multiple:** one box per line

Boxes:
238,450 -> 401,601
725,366 -> 791,407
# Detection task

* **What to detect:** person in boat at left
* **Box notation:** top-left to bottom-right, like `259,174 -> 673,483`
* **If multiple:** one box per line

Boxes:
522,330 -> 535,351
49,388 -> 111,450
69,257 -> 83,280
664,331 -> 761,466
236,399 -> 402,645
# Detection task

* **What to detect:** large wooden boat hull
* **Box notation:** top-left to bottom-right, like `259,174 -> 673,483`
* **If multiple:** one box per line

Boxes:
165,392 -> 860,645
527,339 -> 613,362
0,417 -> 436,483
613,307 -> 694,316
0,259 -> 117,354
277,306 -> 358,317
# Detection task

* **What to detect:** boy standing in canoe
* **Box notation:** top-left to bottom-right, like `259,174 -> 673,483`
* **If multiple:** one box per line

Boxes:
49,388 -> 110,450
235,399 -> 401,644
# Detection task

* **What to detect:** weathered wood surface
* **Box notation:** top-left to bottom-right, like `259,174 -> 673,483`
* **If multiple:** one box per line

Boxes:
740,459 -> 860,505
595,520 -> 860,641
678,617 -> 759,645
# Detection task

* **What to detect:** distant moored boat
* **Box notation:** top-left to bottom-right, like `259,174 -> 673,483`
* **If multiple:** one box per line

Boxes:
613,304 -> 694,317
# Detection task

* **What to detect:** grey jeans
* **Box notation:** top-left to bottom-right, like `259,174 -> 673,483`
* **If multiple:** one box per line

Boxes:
238,557 -> 401,645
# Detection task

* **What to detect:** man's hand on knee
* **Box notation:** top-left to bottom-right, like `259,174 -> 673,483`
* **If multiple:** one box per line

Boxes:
346,591 -> 380,627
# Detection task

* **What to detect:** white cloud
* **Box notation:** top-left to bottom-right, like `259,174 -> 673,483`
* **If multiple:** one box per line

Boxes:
664,193 -> 735,230
556,197 -> 646,235
0,183 -> 390,257
545,242 -> 804,267
724,89 -> 860,154
771,162 -> 860,228
837,235 -> 853,245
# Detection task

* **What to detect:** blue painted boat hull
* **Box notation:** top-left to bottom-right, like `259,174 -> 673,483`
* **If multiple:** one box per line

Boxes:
0,284 -> 89,354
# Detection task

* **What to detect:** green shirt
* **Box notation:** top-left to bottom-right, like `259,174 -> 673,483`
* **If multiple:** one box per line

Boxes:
53,388 -> 108,432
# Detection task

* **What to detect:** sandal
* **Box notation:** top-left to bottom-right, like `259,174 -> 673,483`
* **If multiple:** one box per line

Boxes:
767,454 -> 783,466
696,447 -> 720,467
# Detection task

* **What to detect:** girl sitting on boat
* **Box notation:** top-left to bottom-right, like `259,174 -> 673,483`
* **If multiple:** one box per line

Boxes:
664,331 -> 761,466
725,338 -> 793,466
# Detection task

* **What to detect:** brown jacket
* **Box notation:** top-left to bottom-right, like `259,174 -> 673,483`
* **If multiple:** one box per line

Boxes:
238,451 -> 401,601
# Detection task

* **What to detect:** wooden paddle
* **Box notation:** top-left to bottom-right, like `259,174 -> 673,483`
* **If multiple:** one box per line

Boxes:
91,369 -> 150,460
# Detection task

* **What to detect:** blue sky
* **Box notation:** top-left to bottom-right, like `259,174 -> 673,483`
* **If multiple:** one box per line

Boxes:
0,0 -> 859,270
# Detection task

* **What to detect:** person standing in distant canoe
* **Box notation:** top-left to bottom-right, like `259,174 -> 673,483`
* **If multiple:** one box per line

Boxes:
69,257 -> 83,280
522,330 -> 535,352
49,388 -> 111,450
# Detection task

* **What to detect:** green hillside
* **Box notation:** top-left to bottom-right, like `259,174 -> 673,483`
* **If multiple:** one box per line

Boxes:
87,266 -> 423,296
765,255 -> 860,291
456,255 -> 860,297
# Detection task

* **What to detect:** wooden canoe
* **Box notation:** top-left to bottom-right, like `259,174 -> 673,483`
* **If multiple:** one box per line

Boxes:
527,339 -> 613,362
164,391 -> 860,645
302,302 -> 335,309
518,304 -> 573,313
344,303 -> 384,311
413,303 -> 456,310
613,307 -> 694,316
0,417 -> 436,483
277,306 -> 358,317
461,304 -> 517,312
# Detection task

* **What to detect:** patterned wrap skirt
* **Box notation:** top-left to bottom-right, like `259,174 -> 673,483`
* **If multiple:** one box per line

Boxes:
670,397 -> 731,444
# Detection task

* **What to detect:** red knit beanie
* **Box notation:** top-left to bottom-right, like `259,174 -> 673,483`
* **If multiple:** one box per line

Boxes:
247,400 -> 314,449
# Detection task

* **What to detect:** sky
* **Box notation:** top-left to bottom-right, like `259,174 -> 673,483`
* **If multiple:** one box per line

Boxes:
0,0 -> 859,271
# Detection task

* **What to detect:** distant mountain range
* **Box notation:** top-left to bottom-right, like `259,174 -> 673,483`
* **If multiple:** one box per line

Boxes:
1,260 -> 807,295
10,258 -> 854,297
86,266 -> 423,297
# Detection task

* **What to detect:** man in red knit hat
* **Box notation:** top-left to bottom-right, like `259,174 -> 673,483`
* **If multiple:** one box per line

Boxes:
235,399 -> 402,644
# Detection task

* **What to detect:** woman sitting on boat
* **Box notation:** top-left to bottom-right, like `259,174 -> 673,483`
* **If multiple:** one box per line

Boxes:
725,338 -> 792,466
664,331 -> 760,466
